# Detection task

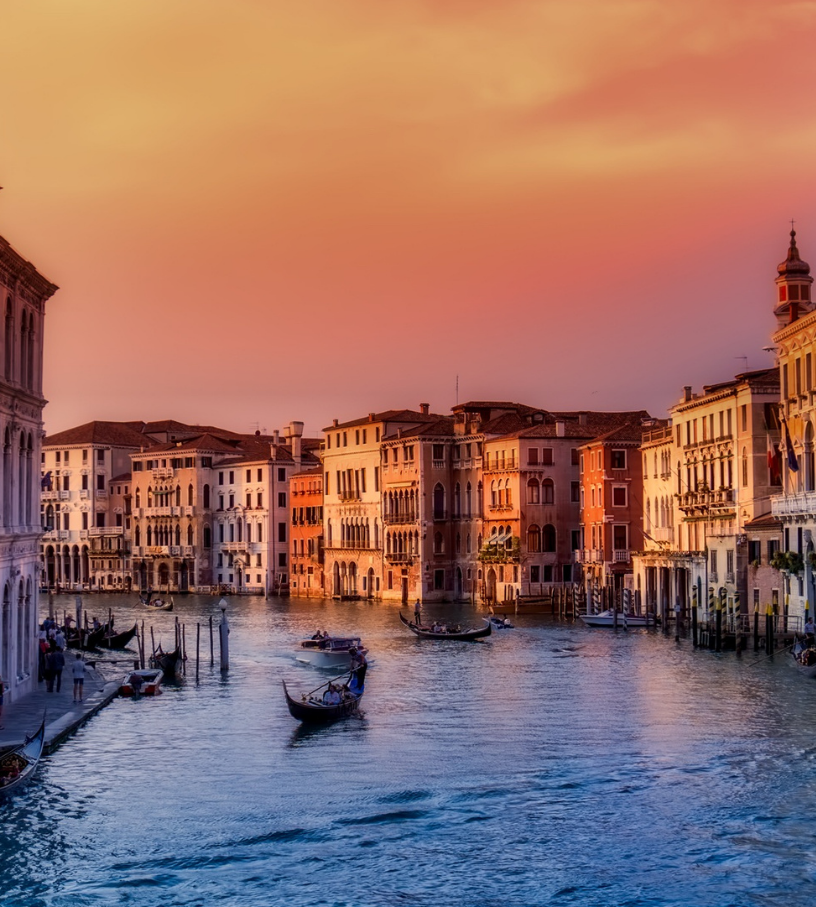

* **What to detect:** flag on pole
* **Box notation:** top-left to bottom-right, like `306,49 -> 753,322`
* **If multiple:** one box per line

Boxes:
781,414 -> 799,472
41,470 -> 52,490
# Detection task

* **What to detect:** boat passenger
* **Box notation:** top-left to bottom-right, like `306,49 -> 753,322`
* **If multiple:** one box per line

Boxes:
311,629 -> 323,640
322,685 -> 335,704
806,617 -> 815,643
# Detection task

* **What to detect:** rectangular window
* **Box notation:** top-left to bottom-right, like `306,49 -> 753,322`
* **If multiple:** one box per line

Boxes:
82,512 -> 88,530
257,492 -> 263,508
579,454 -> 584,474
530,565 -> 540,583
748,540 -> 761,564
541,448 -> 553,466
278,522 -> 287,543
375,467 -> 380,492
433,444 -> 445,461
571,482 -> 580,503
571,448 -> 579,466
355,430 -> 360,445
741,404 -> 747,432
613,525 -> 627,550
726,549 -> 735,579
278,492 -> 286,507
434,569 -> 444,590
96,450 -> 103,463
611,450 -> 626,469
229,494 -> 235,508
246,493 -> 252,509
229,471 -> 234,484
219,472 -> 224,485
96,473 -> 104,490
362,429 -> 367,444
612,486 -> 627,506
710,549 -> 718,576
278,468 -> 286,482
278,552 -> 287,567
82,474 -> 88,490
527,448 -> 539,466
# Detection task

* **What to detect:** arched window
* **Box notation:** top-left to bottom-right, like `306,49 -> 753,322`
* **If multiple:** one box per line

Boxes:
175,524 -> 181,546
453,483 -> 461,518
543,524 -> 556,552
19,310 -> 27,390
26,314 -> 35,391
527,524 -> 541,552
527,478 -> 540,504
175,485 -> 181,507
146,526 -> 153,546
542,479 -> 554,505
187,484 -> 194,506
465,482 -> 472,517
5,299 -> 13,381
434,531 -> 444,554
433,483 -> 445,520
490,481 -> 497,508
187,524 -> 193,546
135,488 -> 141,508
645,498 -> 651,531
505,479 -> 512,508
135,525 -> 141,546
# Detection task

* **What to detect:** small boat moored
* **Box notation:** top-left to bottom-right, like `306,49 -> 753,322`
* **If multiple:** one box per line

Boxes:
150,644 -> 183,679
119,668 -> 163,696
791,635 -> 816,677
399,613 -> 492,640
296,635 -> 368,669
579,610 -> 650,628
98,623 -> 139,650
0,718 -> 46,796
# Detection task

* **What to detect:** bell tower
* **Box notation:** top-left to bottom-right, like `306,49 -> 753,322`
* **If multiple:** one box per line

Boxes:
774,228 -> 814,327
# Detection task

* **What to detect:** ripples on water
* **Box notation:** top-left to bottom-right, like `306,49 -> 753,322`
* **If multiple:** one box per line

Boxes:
2,595 -> 816,906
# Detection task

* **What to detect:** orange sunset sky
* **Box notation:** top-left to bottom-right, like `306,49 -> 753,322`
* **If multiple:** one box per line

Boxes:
2,0 -> 815,438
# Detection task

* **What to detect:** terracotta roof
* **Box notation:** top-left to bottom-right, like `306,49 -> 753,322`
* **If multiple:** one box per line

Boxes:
382,418 -> 456,441
744,513 -> 782,530
110,472 -> 132,483
491,411 -> 652,442
291,465 -> 323,478
135,433 -> 241,455
45,421 -> 151,449
324,409 -> 442,431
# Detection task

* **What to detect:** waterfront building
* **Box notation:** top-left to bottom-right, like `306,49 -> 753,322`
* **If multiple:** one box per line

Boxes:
770,229 -> 816,621
633,369 -> 781,625
322,407 -> 440,600
41,421 -> 147,590
0,232 -> 58,703
577,420 -> 648,601
290,466 -> 324,596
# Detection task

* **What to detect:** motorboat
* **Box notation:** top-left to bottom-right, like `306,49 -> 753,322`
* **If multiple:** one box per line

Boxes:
580,609 -> 650,628
119,668 -> 163,696
296,636 -> 367,669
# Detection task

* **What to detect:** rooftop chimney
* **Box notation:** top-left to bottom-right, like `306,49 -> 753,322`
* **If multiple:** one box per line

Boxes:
578,413 -> 587,426
273,429 -> 280,445
289,420 -> 304,466
420,403 -> 430,415
332,419 -> 339,428
368,413 -> 375,422
683,386 -> 693,403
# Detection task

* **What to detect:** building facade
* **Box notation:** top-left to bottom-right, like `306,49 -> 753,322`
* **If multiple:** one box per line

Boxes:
1,233 -> 58,703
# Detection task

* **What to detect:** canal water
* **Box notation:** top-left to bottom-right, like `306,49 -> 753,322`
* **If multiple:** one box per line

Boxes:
1,593 -> 815,906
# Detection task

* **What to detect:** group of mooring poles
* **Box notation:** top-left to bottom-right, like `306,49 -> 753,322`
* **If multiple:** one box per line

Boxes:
132,601 -> 231,682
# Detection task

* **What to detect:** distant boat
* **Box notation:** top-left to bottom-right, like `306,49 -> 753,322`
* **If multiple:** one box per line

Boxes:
488,616 -> 514,629
0,717 -> 46,796
282,678 -> 363,724
146,597 -> 173,612
399,613 -> 492,640
579,610 -> 649,628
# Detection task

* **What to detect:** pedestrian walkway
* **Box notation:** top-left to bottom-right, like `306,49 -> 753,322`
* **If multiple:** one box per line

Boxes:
0,660 -> 121,753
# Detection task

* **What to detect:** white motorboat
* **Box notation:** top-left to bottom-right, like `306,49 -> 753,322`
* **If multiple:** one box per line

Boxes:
580,609 -> 650,628
296,636 -> 367,669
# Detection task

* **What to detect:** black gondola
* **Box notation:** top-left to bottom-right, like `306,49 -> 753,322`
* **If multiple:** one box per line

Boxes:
65,621 -> 109,650
399,612 -> 492,640
150,644 -> 182,678
0,717 -> 46,796
98,623 -> 138,650
282,679 -> 363,724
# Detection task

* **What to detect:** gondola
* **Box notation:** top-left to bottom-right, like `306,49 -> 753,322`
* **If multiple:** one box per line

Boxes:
399,612 -> 492,640
0,717 -> 46,796
145,597 -> 173,612
64,621 -> 109,650
97,623 -> 138,650
282,678 -> 363,724
150,644 -> 182,678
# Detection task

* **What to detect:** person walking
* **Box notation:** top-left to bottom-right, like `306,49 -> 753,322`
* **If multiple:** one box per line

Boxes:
51,647 -> 66,693
71,653 -> 86,703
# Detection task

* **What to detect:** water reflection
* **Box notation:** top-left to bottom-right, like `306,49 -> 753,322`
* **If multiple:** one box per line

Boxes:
1,593 -> 815,905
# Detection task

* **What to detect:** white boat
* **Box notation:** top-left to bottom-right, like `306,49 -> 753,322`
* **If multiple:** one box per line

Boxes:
580,610 -> 650,628
296,636 -> 367,669
119,668 -> 163,696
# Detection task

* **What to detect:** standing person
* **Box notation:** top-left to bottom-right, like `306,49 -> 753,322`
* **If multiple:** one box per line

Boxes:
71,653 -> 86,703
413,599 -> 422,626
51,647 -> 66,693
54,627 -> 65,651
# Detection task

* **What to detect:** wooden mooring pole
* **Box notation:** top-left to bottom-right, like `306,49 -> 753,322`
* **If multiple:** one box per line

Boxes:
196,622 -> 200,684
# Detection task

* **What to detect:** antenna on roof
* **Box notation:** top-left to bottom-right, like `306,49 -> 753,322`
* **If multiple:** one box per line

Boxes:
734,355 -> 748,372
455,375 -> 459,406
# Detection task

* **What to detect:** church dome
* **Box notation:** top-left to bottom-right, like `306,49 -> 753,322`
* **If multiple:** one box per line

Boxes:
778,229 -> 811,278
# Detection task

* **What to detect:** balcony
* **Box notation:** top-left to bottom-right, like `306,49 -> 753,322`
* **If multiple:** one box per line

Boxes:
488,503 -> 513,512
59,491 -> 70,500
42,530 -> 69,541
41,490 -> 57,501
613,549 -> 630,563
772,490 -> 816,518
221,541 -> 248,552
338,491 -> 362,502
89,526 -> 123,537
152,468 -> 174,480
651,527 -> 674,543
385,552 -> 414,564
383,513 -> 418,525
79,489 -> 89,499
